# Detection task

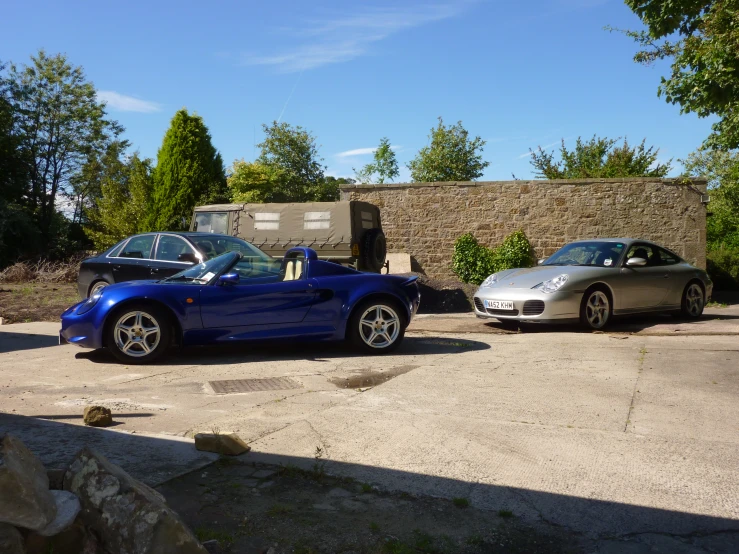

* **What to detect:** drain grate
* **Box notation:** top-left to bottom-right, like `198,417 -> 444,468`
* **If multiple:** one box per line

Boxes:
209,377 -> 302,394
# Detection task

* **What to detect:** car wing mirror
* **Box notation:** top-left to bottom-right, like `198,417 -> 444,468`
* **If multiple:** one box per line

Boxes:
177,252 -> 198,264
626,257 -> 647,267
537,258 -> 546,265
218,272 -> 239,285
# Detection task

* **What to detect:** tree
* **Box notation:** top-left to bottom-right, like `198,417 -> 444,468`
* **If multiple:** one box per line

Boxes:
528,136 -> 672,179
354,137 -> 400,184
148,109 -> 226,230
407,118 -> 489,182
86,154 -> 153,249
228,160 -> 287,203
681,148 -> 739,248
256,121 -> 327,201
613,1 -> 739,149
2,50 -> 122,241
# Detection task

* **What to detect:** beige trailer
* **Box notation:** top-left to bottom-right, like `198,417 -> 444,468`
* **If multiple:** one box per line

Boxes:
190,201 -> 387,272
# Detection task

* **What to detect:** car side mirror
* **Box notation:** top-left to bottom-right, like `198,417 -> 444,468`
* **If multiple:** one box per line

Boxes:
177,253 -> 198,264
626,257 -> 647,267
218,272 -> 239,285
537,259 -> 546,266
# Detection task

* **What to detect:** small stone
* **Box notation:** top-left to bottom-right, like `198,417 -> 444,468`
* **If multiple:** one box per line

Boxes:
36,490 -> 81,537
0,523 -> 24,554
82,406 -> 112,427
194,433 -> 251,456
258,481 -> 274,489
0,434 -> 57,530
251,469 -> 275,479
327,488 -> 353,498
312,503 -> 337,511
202,539 -> 222,553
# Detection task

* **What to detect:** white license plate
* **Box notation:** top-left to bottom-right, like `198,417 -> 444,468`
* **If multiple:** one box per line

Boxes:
484,300 -> 514,310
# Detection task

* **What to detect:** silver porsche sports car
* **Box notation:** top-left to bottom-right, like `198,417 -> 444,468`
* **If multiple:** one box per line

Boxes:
473,238 -> 713,330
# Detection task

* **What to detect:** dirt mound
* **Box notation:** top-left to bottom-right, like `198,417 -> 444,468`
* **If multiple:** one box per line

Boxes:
398,273 -> 476,313
0,262 -> 36,283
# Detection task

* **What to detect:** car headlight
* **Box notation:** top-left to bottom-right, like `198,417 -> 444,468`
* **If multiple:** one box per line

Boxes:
481,273 -> 499,288
77,291 -> 102,315
533,274 -> 569,293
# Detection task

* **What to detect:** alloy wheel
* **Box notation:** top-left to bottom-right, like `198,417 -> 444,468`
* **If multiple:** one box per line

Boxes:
90,281 -> 108,297
585,291 -> 610,329
114,311 -> 161,358
685,284 -> 704,317
359,305 -> 400,349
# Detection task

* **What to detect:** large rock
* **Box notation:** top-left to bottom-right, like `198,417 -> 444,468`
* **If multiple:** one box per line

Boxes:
82,406 -> 112,427
0,523 -> 25,554
194,433 -> 251,456
36,490 -> 81,537
0,434 -> 57,530
63,448 -> 207,554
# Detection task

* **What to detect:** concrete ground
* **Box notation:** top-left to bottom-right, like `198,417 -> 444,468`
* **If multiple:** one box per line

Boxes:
1,304 -> 738,552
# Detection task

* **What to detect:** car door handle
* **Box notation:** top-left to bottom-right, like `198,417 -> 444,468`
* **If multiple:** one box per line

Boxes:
663,273 -> 670,278
151,268 -> 163,273
113,265 -> 121,271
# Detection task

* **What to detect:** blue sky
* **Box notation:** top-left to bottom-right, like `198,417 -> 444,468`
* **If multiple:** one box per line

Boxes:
3,0 -> 715,181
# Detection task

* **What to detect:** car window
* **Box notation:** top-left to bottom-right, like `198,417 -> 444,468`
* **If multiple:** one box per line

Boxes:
106,240 -> 128,258
194,212 -> 228,234
156,235 -> 197,262
189,235 -> 272,261
657,247 -> 680,265
544,242 -> 624,267
625,244 -> 658,266
118,235 -> 155,259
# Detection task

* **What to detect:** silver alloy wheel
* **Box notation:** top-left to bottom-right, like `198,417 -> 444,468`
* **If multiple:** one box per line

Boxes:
686,283 -> 704,316
89,281 -> 108,297
585,291 -> 610,329
359,305 -> 400,349
114,311 -> 161,358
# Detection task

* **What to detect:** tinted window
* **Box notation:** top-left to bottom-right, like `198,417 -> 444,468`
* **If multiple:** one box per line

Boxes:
107,240 -> 127,258
118,235 -> 155,259
544,241 -> 624,267
625,244 -> 658,266
156,235 -> 197,262
194,212 -> 228,234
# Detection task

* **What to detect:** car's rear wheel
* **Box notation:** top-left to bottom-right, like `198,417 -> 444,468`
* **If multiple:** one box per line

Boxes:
349,299 -> 406,354
88,280 -> 109,297
580,288 -> 611,330
681,282 -> 705,319
106,304 -> 171,364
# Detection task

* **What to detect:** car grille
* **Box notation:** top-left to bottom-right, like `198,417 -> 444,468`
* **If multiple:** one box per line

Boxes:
473,297 -> 485,312
522,300 -> 545,316
486,308 -> 520,316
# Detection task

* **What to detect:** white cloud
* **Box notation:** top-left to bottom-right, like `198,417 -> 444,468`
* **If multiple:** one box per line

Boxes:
96,91 -> 162,113
244,2 -> 474,72
336,145 -> 402,158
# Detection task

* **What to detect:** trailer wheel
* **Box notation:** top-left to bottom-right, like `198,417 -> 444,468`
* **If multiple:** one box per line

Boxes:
361,229 -> 387,273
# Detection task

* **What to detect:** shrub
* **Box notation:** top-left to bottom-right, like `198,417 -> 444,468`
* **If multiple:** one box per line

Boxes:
707,247 -> 739,290
452,230 -> 536,285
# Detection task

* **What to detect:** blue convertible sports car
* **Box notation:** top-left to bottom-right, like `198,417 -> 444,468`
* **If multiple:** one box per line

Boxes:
60,247 -> 420,363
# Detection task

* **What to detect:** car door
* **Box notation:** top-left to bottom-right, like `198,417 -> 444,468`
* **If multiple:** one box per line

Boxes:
150,234 -> 198,279
655,247 -> 685,306
619,243 -> 670,310
198,256 -> 317,328
109,234 -> 157,283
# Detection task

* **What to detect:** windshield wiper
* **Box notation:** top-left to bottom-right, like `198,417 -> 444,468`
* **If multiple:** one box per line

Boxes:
163,275 -> 202,283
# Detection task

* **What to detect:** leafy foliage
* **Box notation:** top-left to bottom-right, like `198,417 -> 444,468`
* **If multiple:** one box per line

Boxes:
707,247 -> 739,290
681,148 -> 739,249
85,154 -> 153,250
408,118 -> 489,182
148,109 -> 226,230
452,231 -> 536,285
228,160 -> 287,203
354,137 -> 399,184
529,136 -> 671,179
613,1 -> 739,149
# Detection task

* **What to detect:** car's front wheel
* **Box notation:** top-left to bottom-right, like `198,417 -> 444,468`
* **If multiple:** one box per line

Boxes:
106,304 -> 171,364
349,299 -> 406,354
681,282 -> 705,319
580,288 -> 611,330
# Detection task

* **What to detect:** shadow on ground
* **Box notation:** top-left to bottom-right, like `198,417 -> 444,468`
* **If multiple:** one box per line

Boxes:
0,330 -> 60,353
74,335 -> 490,366
1,413 -> 736,553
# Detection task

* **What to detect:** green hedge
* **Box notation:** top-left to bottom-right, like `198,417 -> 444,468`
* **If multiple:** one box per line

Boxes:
452,230 -> 536,285
707,247 -> 739,290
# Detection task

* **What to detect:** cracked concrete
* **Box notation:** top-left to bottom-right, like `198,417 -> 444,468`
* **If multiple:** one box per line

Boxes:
1,319 -> 738,552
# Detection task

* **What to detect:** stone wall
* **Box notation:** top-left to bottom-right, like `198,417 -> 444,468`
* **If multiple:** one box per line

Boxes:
340,178 -> 708,279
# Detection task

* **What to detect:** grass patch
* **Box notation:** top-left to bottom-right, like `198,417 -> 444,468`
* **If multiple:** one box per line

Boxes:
706,300 -> 728,308
466,534 -> 485,546
452,497 -> 470,508
498,509 -> 514,518
194,527 -> 234,546
369,521 -> 380,533
267,503 -> 294,517
361,483 -> 373,493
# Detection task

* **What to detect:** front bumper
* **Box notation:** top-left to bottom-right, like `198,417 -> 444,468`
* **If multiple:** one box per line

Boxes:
473,287 -> 582,323
59,301 -> 104,349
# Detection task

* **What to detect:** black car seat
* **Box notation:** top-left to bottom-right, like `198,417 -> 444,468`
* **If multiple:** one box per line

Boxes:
195,240 -> 217,259
633,247 -> 650,262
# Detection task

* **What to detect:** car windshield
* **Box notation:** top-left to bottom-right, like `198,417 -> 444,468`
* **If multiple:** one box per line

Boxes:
187,235 -> 272,261
163,251 -> 239,284
544,241 -> 625,268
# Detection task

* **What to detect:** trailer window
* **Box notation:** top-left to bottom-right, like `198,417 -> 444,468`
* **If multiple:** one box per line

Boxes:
194,212 -> 228,234
304,211 -> 330,230
254,212 -> 280,230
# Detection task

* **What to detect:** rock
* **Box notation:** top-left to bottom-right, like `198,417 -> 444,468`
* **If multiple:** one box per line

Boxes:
24,517 -> 86,554
36,491 -> 80,537
0,523 -> 25,554
82,406 -> 112,427
47,468 -> 66,490
202,539 -> 222,553
63,448 -> 207,554
0,434 -> 57,530
194,433 -> 251,456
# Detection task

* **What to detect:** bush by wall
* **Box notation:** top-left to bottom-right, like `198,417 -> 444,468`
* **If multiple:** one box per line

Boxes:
452,230 -> 536,285
707,247 -> 739,290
